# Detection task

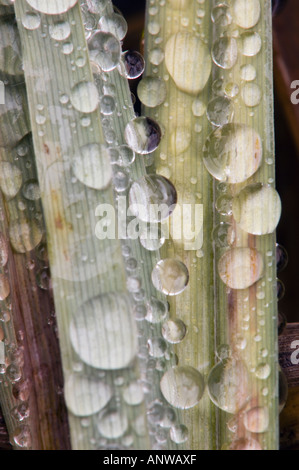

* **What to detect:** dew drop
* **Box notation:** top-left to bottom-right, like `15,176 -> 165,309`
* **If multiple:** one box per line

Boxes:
69,293 -> 137,370
240,31 -> 262,56
162,318 -> 187,344
0,234 -> 8,267
241,83 -> 262,107
165,32 -> 211,94
255,363 -> 271,380
149,47 -> 164,66
212,37 -> 238,70
9,220 -> 42,253
0,162 -> 22,199
232,184 -> 281,235
152,258 -> 189,296
0,274 -> 10,300
212,222 -> 235,248
170,424 -> 188,444
25,0 -> 77,15
70,81 -> 99,113
98,13 -> 128,41
232,0 -> 261,29
148,337 -> 167,358
125,117 -> 161,155
123,381 -> 144,406
140,224 -> 165,251
137,77 -> 167,108
192,99 -> 206,117
203,123 -> 262,184
72,143 -> 112,190
207,96 -> 234,127
21,12 -> 41,30
61,42 -> 73,55
215,194 -> 233,216
229,437 -> 262,450
211,4 -> 232,27
64,373 -> 112,417
207,359 -> 249,413
160,366 -> 204,409
88,31 -> 121,72
22,180 -> 41,201
218,247 -> 264,289
122,50 -> 145,79
13,425 -> 31,448
146,297 -> 168,324
97,409 -> 128,439
100,94 -> 116,115
243,406 -> 269,433
49,21 -> 71,41
240,64 -> 256,81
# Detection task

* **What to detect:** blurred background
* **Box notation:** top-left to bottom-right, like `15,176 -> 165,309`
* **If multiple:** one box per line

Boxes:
114,0 -> 299,324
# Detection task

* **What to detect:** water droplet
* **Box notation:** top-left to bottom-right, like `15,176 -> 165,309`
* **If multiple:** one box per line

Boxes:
36,268 -> 51,290
129,174 -> 177,222
123,381 -> 144,406
125,117 -> 161,155
49,21 -> 71,41
218,247 -> 264,289
170,424 -> 188,444
229,437 -> 262,450
113,166 -> 130,193
162,318 -> 187,344
240,31 -> 262,56
11,403 -> 29,422
146,297 -> 168,323
232,183 -> 281,235
276,244 -> 288,272
100,94 -> 115,115
208,359 -> 249,413
203,123 -> 262,184
70,293 -> 137,370
13,425 -> 31,448
140,224 -> 165,251
211,4 -> 232,27
25,0 -> 77,14
192,99 -> 206,117
149,47 -> 164,66
0,234 -> 8,267
277,278 -> 285,301
165,32 -> 211,94
97,408 -> 128,439
255,363 -> 271,380
224,82 -> 239,98
9,220 -> 43,253
61,42 -> 73,55
0,274 -> 10,300
216,195 -> 232,217
0,162 -> 22,199
212,222 -> 235,248
72,143 -> 112,190
148,337 -> 167,358
122,50 -> 145,79
240,64 -> 257,81
64,373 -> 112,417
207,96 -> 234,127
170,127 -> 191,156
22,12 -> 41,30
6,363 -> 21,383
70,81 -> 99,113
137,77 -> 167,108
212,37 -> 238,70
232,0 -> 261,29
152,259 -> 189,296
241,83 -> 262,107
160,366 -> 204,409
22,180 -> 41,201
88,31 -> 121,72
243,406 -> 269,433
98,13 -> 128,41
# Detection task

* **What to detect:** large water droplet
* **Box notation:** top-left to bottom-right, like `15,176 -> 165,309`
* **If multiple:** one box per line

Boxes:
70,81 -> 99,113
49,21 -> 71,41
69,293 -> 137,370
232,0 -> 261,29
146,297 -> 168,324
21,12 -> 41,30
165,32 -> 211,94
160,366 -> 204,409
0,162 -> 22,199
9,220 -> 43,253
232,183 -> 281,235
64,373 -> 112,417
241,83 -> 262,107
97,408 -> 128,439
212,37 -> 238,70
129,174 -> 177,222
125,117 -> 161,155
98,13 -> 128,41
123,381 -> 144,406
72,143 -> 112,190
207,359 -> 249,413
243,406 -> 269,433
152,259 -> 189,296
122,50 -> 145,79
218,247 -> 264,289
240,31 -> 262,56
211,4 -> 232,26
170,424 -> 188,444
137,77 -> 167,108
88,31 -> 121,72
203,123 -> 262,184
207,97 -> 234,127
25,0 -> 77,14
162,318 -> 187,344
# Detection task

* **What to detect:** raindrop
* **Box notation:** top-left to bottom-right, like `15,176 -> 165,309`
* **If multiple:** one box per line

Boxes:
192,99 -> 206,117
146,297 -> 168,323
240,31 -> 262,56
122,50 -> 145,79
218,247 -> 264,289
0,162 -> 22,199
100,95 -> 116,115
160,366 -> 204,409
232,0 -> 261,29
212,222 -> 235,248
0,274 -> 10,300
0,234 -> 8,267
165,32 -> 211,94
162,318 -> 187,344
61,42 -> 74,55
97,409 -> 128,439
49,21 -> 71,41
137,77 -> 167,108
232,184 -> 281,235
125,117 -> 161,155
6,363 -> 21,383
148,21 -> 160,35
255,363 -> 271,380
203,123 -> 262,184
113,166 -> 130,193
72,143 -> 112,190
240,64 -> 256,81
148,337 -> 167,358
212,37 -> 238,70
98,13 -> 128,41
241,83 -> 262,107
88,31 -> 121,72
152,258 -> 189,296
170,127 -> 191,156
243,406 -> 269,433
25,0 -> 77,15
13,425 -> 31,448
140,224 -> 165,251
277,278 -> 285,301
149,47 -> 164,66
64,373 -> 112,417
21,12 -> 41,30
22,180 -> 41,201
9,220 -> 43,253
129,174 -> 177,222
123,381 -> 144,406
211,4 -> 232,26
69,293 -> 137,370
170,424 -> 188,444
207,358 -> 249,413
207,96 -> 234,127
70,81 -> 99,113
224,82 -> 239,98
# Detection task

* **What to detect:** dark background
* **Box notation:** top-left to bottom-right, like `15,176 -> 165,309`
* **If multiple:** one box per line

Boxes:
114,0 -> 299,324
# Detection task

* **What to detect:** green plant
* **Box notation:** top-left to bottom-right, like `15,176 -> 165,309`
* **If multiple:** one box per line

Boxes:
0,0 -> 280,450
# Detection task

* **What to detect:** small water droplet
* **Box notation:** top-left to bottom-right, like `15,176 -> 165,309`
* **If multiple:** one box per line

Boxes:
162,318 -> 187,344
122,50 -> 145,79
241,83 -> 262,107
97,408 -> 128,439
218,247 -> 264,289
255,363 -> 271,379
148,337 -> 167,358
137,76 -> 167,108
0,162 -> 22,199
70,80 -> 99,113
9,220 -> 43,253
160,366 -> 204,409
13,425 -> 31,448
49,21 -> 71,41
149,47 -> 164,66
170,424 -> 188,444
152,258 -> 189,296
232,0 -> 261,29
146,297 -> 168,324
240,64 -> 257,81
240,31 -> 262,56
243,406 -> 269,433
211,4 -> 232,26
212,37 -> 238,70
100,94 -> 115,115
22,12 -> 41,30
